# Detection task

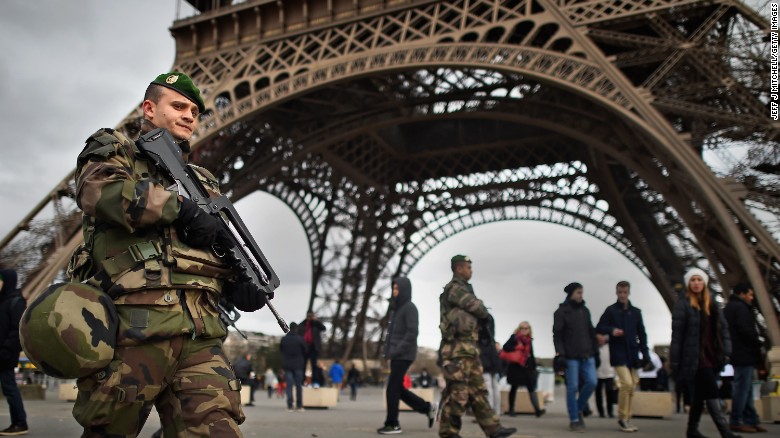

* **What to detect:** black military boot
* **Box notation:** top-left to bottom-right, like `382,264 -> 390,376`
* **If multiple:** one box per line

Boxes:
489,426 -> 517,438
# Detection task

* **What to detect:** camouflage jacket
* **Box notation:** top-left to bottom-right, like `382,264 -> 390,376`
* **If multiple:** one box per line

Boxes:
70,128 -> 233,342
439,275 -> 489,359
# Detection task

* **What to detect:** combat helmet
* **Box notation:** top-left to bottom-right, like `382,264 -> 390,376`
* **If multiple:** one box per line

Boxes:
20,282 -> 117,379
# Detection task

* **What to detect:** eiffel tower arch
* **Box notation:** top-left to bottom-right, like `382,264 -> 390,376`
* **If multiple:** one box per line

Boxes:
2,0 -> 778,362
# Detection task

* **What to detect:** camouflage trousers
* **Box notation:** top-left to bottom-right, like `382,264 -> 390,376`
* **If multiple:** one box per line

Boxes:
439,356 -> 500,438
73,335 -> 245,438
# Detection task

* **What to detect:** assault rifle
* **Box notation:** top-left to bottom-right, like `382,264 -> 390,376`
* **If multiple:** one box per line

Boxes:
136,128 -> 289,334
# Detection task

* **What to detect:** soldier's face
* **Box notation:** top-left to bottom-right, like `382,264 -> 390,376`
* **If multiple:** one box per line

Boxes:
143,87 -> 199,141
458,262 -> 473,281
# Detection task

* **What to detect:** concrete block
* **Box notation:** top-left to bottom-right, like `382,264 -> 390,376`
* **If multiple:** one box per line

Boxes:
302,386 -> 338,408
59,380 -> 78,402
240,385 -> 251,405
632,392 -> 674,418
500,390 -> 543,414
761,396 -> 780,423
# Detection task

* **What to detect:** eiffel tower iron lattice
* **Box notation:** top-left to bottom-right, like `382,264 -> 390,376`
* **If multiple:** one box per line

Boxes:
1,0 -> 778,362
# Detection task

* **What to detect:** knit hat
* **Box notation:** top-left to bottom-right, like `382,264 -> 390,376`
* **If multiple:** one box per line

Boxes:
150,72 -> 206,113
683,268 -> 709,288
563,282 -> 582,295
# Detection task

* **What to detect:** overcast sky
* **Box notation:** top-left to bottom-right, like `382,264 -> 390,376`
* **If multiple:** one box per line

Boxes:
0,0 -> 674,358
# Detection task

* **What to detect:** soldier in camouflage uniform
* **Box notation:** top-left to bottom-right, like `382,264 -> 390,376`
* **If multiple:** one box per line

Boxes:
438,255 -> 516,438
70,72 -> 266,437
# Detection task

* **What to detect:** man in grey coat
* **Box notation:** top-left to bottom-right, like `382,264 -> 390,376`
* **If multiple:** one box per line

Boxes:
377,277 -> 437,434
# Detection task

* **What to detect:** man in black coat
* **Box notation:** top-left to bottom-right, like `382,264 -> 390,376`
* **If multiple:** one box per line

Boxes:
299,311 -> 327,378
0,268 -> 28,435
377,277 -> 436,435
553,282 -> 598,433
280,322 -> 307,411
596,280 -> 650,433
724,283 -> 766,433
233,353 -> 255,406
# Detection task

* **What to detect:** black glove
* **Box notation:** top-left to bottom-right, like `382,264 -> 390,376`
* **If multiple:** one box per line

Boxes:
225,281 -> 266,312
176,198 -> 233,250
641,357 -> 653,371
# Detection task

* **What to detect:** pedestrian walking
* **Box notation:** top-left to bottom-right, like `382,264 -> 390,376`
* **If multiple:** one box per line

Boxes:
280,322 -> 307,412
478,315 -> 502,416
329,360 -> 345,390
596,280 -> 651,432
553,282 -> 599,433
299,311 -> 326,378
438,255 -> 516,438
377,277 -> 437,434
347,363 -> 361,401
234,353 -> 256,406
264,368 -> 277,399
501,321 -> 545,417
670,268 -> 741,438
724,282 -> 767,433
0,269 -> 28,436
594,334 -> 616,419
417,368 -> 435,388
638,350 -> 662,391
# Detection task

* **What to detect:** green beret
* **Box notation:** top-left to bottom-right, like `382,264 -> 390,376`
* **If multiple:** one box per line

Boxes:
451,254 -> 471,263
150,72 -> 206,113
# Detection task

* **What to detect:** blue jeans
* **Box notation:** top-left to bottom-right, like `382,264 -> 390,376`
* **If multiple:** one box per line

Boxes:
284,368 -> 304,409
565,357 -> 597,422
0,368 -> 26,427
730,365 -> 760,426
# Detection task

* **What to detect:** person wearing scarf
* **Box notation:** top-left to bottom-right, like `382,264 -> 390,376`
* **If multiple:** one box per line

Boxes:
502,322 -> 544,417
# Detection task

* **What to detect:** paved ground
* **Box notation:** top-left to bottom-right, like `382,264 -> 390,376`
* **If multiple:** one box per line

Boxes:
1,383 -> 777,437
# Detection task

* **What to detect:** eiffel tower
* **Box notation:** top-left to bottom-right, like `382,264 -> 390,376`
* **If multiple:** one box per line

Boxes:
1,0 -> 778,364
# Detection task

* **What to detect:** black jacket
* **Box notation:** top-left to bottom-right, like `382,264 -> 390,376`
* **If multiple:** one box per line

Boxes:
0,269 -> 25,371
478,315 -> 501,374
724,295 -> 762,367
553,298 -> 598,359
670,297 -> 731,383
383,277 -> 419,361
298,317 -> 326,353
596,301 -> 650,368
233,356 -> 253,381
280,331 -> 307,371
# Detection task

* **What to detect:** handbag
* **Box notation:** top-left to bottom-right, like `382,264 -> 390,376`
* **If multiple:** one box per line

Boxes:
499,349 -> 524,365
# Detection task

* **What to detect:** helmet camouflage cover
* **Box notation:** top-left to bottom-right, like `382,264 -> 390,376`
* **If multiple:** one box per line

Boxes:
20,282 -> 118,379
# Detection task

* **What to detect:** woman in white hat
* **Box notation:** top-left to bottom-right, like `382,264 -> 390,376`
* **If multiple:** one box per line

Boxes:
670,269 -> 740,438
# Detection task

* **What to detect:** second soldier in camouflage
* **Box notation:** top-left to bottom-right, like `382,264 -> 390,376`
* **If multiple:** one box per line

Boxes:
438,255 -> 516,438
